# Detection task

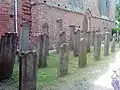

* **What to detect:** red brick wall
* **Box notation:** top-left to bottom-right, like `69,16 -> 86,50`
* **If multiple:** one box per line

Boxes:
31,3 -> 115,49
0,3 -> 11,38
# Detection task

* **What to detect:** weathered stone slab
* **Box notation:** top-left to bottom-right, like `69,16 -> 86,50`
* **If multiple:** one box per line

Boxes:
104,32 -> 110,56
111,34 -> 116,52
38,33 -> 49,68
69,25 -> 75,50
73,29 -> 80,57
91,30 -> 95,46
0,33 -> 18,81
94,33 -> 101,61
42,22 -> 49,56
79,38 -> 87,68
56,19 -> 63,53
86,31 -> 91,53
117,31 -> 119,42
19,51 -> 37,90
58,43 -> 69,77
57,31 -> 66,53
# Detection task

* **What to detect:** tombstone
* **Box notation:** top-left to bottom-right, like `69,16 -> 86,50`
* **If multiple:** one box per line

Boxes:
69,25 -> 75,50
20,22 -> 30,52
91,30 -> 95,46
57,31 -> 66,53
79,38 -> 87,68
0,33 -> 18,80
80,30 -> 84,39
94,33 -> 101,61
56,19 -> 63,53
38,33 -> 49,68
19,51 -> 37,90
73,29 -> 80,57
117,31 -> 119,42
42,23 -> 49,56
86,31 -> 91,53
111,34 -> 116,52
104,32 -> 110,56
58,43 -> 69,77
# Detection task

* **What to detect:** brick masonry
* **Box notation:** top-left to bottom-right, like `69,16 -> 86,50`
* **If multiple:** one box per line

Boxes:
0,0 -> 116,50
31,0 -> 116,49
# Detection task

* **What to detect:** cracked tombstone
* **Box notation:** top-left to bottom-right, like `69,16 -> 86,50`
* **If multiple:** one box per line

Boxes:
111,34 -> 116,52
69,25 -> 75,50
56,19 -> 63,53
19,51 -> 37,90
38,33 -> 49,68
57,31 -> 66,53
86,31 -> 91,53
104,32 -> 110,56
73,29 -> 80,57
42,22 -> 49,56
94,33 -> 101,61
58,43 -> 69,77
79,38 -> 87,68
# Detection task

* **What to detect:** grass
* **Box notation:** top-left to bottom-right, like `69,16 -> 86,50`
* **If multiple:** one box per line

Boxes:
2,43 -> 120,89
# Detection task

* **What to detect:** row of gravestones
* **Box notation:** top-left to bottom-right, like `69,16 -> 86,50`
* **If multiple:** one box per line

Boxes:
19,31 -> 118,90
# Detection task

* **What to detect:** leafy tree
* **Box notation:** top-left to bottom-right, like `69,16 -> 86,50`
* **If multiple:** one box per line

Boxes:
116,0 -> 120,27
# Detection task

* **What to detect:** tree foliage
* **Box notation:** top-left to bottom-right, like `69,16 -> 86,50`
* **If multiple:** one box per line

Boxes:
116,0 -> 120,27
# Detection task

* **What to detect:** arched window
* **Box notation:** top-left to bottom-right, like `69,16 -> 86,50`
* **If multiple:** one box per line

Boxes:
99,0 -> 109,17
68,0 -> 88,10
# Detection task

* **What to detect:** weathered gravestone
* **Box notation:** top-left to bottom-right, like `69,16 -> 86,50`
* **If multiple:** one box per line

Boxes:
42,23 -> 49,56
117,31 -> 119,42
19,51 -> 37,90
69,25 -> 75,50
56,19 -> 63,53
58,43 -> 69,77
94,33 -> 101,61
104,32 -> 110,56
20,22 -> 29,52
0,33 -> 18,80
73,29 -> 80,57
79,38 -> 87,68
38,33 -> 49,68
57,31 -> 66,53
91,30 -> 95,46
86,31 -> 91,53
111,34 -> 116,52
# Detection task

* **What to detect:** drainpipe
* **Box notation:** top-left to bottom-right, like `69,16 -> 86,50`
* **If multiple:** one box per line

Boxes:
13,0 -> 18,34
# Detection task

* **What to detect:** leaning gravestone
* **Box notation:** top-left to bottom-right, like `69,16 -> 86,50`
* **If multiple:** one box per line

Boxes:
79,38 -> 87,68
94,33 -> 101,61
86,31 -> 91,53
56,19 -> 63,53
19,51 -> 37,90
0,33 -> 18,81
69,25 -> 75,50
58,43 -> 69,77
111,34 -> 116,52
73,29 -> 80,57
104,32 -> 110,56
